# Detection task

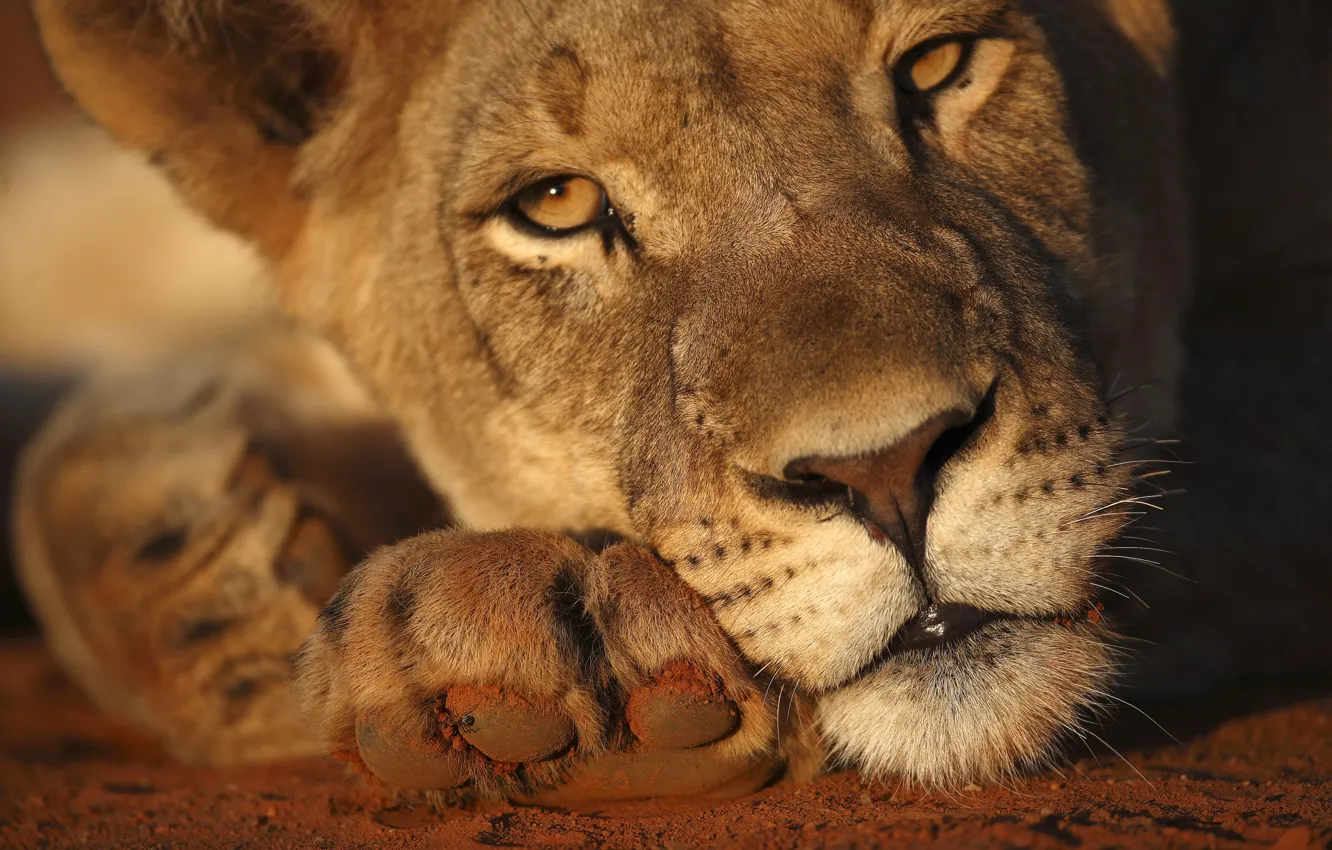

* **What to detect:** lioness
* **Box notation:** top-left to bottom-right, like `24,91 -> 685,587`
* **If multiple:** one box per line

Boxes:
13,0 -> 1332,804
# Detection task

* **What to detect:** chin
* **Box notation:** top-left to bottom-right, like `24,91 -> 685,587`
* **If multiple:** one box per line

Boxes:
815,619 -> 1114,787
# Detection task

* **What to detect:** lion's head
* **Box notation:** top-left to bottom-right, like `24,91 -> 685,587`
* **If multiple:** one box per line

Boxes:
35,0 -> 1189,784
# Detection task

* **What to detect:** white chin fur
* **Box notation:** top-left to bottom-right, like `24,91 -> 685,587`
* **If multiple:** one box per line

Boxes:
815,621 -> 1113,787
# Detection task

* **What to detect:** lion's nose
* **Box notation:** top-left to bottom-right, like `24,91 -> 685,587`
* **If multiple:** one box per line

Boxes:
783,404 -> 983,565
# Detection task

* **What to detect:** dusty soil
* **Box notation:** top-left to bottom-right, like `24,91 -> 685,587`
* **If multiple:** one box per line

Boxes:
0,640 -> 1328,849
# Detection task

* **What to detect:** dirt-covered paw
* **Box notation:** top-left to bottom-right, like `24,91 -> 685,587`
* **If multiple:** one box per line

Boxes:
294,531 -> 814,803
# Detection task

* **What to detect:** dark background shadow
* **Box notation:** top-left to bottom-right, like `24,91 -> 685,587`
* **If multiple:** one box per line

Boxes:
0,377 -> 69,633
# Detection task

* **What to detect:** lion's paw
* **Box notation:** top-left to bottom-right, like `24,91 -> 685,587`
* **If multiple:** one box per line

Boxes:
294,532 -> 814,803
13,341 -> 442,765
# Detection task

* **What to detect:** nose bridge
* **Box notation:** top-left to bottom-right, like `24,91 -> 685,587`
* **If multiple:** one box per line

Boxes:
675,221 -> 984,476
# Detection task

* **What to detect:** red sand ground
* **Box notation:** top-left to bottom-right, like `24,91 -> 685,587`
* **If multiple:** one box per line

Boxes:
0,639 -> 1328,849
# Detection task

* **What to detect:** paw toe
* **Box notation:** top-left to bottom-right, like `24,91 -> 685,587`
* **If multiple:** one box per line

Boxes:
626,663 -> 739,750
444,686 -> 576,763
355,713 -> 465,790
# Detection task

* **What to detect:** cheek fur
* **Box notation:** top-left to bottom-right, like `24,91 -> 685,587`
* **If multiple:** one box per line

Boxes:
661,518 -> 924,690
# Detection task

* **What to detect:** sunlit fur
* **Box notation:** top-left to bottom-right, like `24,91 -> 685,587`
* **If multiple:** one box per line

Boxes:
19,0 -> 1202,789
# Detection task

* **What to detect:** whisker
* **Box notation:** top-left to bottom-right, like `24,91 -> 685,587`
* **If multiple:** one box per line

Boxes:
1117,514 -> 1159,533
1132,470 -> 1174,482
1137,483 -> 1187,497
513,1 -> 561,57
1089,581 -> 1134,602
1091,691 -> 1183,746
1086,555 -> 1197,583
816,507 -> 851,524
1082,729 -> 1156,788
1075,494 -> 1169,520
1100,580 -> 1150,609
1120,437 -> 1182,448
1084,554 -> 1158,566
1060,511 -> 1146,528
761,671 -> 778,709
1101,545 -> 1175,556
938,785 -> 978,810
1125,418 -> 1162,435
1104,633 -> 1162,649
1105,458 -> 1193,469
995,775 -> 1039,799
1105,372 -> 1126,398
1070,728 -> 1102,767
1107,381 -> 1159,404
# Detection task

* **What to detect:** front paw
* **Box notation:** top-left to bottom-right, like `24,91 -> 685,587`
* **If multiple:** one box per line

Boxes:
294,531 -> 815,803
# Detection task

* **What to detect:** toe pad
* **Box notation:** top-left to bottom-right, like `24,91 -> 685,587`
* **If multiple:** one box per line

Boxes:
355,714 -> 465,790
627,663 -> 739,750
444,686 -> 576,763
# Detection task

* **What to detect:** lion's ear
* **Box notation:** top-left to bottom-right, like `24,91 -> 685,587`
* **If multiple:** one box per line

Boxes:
33,1 -> 353,258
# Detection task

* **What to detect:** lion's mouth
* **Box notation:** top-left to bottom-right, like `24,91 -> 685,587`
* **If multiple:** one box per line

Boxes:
836,599 -> 1107,691
817,604 -> 1011,691
884,602 -> 998,653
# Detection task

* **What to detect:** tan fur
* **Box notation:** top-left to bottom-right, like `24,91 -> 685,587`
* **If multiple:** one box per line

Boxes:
14,0 -> 1331,797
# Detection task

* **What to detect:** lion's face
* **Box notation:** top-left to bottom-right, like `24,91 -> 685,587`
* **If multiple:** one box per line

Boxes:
37,0 -> 1187,784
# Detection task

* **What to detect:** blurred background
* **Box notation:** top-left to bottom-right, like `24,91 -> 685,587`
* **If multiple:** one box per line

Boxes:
0,2 -> 271,632
1,1 -> 71,634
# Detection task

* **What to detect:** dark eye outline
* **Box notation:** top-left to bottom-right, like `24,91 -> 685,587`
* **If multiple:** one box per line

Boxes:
503,174 -> 617,238
894,36 -> 977,96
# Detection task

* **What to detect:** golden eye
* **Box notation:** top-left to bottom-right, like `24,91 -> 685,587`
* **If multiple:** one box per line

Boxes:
513,176 -> 609,233
899,39 -> 969,94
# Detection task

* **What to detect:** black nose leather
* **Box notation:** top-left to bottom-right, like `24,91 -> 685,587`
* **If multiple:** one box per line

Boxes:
784,407 -> 977,564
